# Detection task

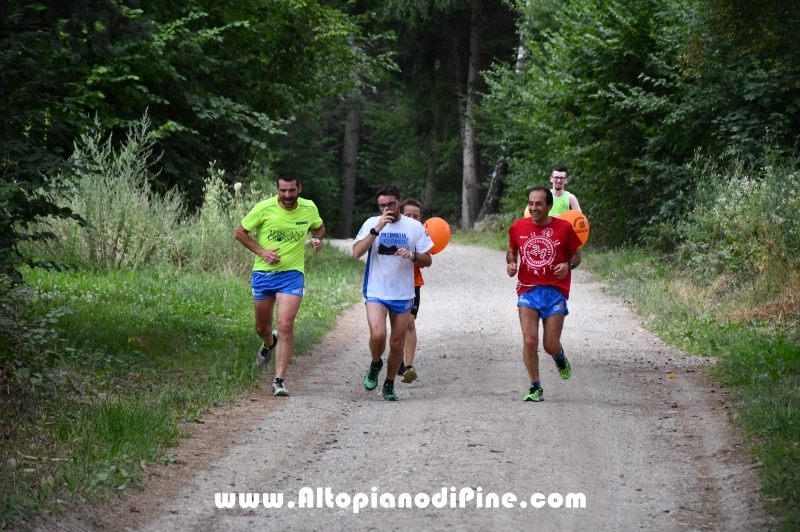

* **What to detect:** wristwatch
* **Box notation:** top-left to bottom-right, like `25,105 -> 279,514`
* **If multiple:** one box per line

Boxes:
568,260 -> 575,270
369,227 -> 379,236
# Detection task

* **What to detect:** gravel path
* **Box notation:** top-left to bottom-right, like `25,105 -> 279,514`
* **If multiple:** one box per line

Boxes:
76,242 -> 766,530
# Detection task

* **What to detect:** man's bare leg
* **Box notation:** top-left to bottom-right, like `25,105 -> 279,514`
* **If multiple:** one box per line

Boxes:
542,312 -> 571,379
519,306 -> 542,383
274,293 -> 303,380
387,311 -> 413,379
365,302 -> 389,363
404,317 -> 417,366
254,297 -> 277,346
541,312 -> 565,357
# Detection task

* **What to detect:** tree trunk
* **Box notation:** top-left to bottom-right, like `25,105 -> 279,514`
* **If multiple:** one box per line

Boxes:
476,23 -> 525,222
339,95 -> 360,237
460,0 -> 481,230
478,157 -> 507,220
476,9 -> 526,222
422,144 -> 440,211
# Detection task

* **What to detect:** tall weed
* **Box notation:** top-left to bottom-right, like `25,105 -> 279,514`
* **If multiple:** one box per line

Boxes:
28,115 -> 277,274
36,114 -> 183,269
174,164 -> 272,275
658,151 -> 800,307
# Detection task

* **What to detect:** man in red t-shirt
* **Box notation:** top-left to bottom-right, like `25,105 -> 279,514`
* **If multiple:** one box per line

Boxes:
507,186 -> 582,402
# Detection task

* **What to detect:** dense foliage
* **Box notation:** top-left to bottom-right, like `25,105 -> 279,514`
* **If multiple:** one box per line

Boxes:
481,0 -> 800,246
1,0 -> 387,273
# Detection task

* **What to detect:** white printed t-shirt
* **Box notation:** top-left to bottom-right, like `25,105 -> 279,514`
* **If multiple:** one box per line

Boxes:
355,214 -> 434,301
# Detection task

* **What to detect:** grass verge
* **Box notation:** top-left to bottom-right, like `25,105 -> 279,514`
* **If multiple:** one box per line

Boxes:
450,229 -> 507,251
0,245 -> 364,528
584,247 -> 799,530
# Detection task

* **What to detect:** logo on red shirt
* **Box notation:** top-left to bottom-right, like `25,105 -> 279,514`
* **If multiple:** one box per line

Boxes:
521,236 -> 561,269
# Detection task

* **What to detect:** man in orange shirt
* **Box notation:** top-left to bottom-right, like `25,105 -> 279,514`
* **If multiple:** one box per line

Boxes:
397,199 -> 425,383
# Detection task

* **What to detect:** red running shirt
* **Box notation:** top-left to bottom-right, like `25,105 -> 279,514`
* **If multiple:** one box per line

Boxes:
508,217 -> 582,299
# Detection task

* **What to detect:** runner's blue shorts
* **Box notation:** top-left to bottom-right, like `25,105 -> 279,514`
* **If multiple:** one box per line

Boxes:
251,270 -> 305,301
517,285 -> 569,319
365,297 -> 414,315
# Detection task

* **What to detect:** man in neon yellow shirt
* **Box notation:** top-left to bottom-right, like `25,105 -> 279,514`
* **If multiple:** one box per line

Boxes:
235,171 -> 325,397
549,165 -> 582,216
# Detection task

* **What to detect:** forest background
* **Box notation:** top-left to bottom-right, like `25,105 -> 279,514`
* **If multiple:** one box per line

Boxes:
1,0 -> 799,529
3,0 -> 800,251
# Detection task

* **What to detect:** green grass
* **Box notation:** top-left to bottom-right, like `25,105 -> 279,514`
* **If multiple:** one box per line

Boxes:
0,245 -> 364,527
450,229 -> 508,251
584,248 -> 800,530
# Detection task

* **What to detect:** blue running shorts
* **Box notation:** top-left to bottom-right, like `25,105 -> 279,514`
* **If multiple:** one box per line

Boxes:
517,285 -> 569,319
365,297 -> 414,315
251,270 -> 305,301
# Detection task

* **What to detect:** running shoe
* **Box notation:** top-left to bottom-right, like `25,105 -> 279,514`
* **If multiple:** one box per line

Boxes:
401,366 -> 417,383
256,330 -> 278,367
382,380 -> 398,401
272,377 -> 289,396
364,360 -> 383,390
554,355 -> 572,380
524,384 -> 544,402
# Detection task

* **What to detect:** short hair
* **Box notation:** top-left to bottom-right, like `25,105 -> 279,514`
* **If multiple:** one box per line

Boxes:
402,198 -> 422,212
375,184 -> 402,201
276,171 -> 301,186
552,164 -> 568,175
528,186 -> 553,206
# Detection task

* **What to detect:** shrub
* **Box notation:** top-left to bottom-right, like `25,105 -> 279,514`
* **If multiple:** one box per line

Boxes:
665,150 -> 800,302
27,115 -> 278,274
35,114 -> 183,270
0,274 -> 71,393
172,164 -> 273,275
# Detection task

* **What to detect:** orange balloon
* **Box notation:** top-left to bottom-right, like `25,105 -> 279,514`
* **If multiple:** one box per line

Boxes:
559,210 -> 590,248
423,217 -> 451,255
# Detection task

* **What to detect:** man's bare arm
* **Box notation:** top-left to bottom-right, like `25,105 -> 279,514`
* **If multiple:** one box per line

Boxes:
353,234 -> 375,259
506,246 -> 519,277
569,194 -> 582,212
235,224 -> 280,264
309,224 -> 326,252
411,251 -> 432,268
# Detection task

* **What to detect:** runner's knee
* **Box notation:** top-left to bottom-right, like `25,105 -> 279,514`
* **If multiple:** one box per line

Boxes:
389,336 -> 404,352
543,338 -> 561,356
523,335 -> 539,351
276,318 -> 295,337
256,322 -> 272,337
370,330 -> 387,346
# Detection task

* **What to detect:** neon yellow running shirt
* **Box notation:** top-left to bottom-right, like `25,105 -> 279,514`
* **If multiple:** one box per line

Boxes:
241,196 -> 323,273
549,192 -> 571,216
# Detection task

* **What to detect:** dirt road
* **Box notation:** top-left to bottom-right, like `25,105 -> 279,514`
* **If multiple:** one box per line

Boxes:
62,243 -> 768,530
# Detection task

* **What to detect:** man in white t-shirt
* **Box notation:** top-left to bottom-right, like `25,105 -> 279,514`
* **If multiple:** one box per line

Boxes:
353,184 -> 434,401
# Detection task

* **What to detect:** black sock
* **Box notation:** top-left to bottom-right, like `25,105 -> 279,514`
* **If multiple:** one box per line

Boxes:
371,359 -> 383,368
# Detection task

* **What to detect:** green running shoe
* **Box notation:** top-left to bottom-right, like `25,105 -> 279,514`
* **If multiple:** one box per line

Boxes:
382,380 -> 398,401
555,355 -> 571,380
364,360 -> 382,390
524,385 -> 544,402
401,366 -> 417,383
